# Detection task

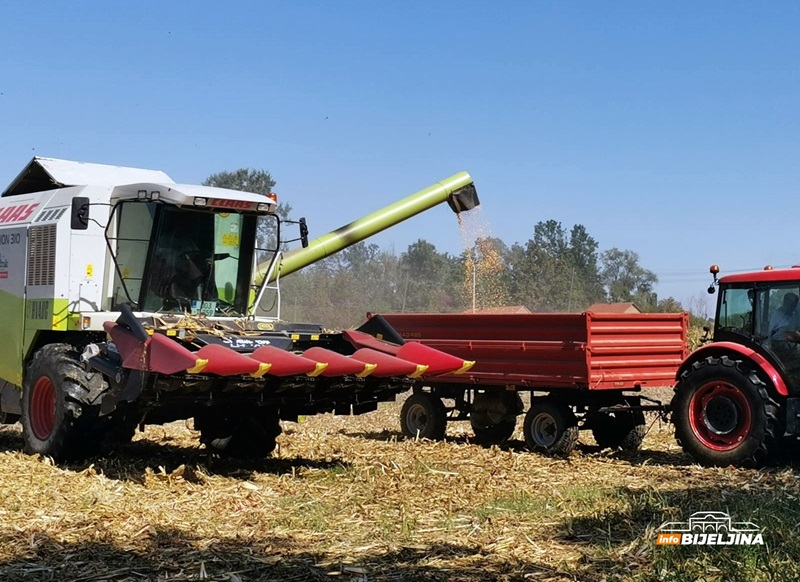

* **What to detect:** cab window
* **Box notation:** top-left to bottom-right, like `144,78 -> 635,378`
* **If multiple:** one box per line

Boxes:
718,287 -> 753,335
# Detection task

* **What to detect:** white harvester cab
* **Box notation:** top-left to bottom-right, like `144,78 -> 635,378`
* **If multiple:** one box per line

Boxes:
0,157 -> 280,385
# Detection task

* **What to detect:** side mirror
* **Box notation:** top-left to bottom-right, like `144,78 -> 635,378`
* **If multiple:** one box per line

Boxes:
299,217 -> 309,248
71,197 -> 90,230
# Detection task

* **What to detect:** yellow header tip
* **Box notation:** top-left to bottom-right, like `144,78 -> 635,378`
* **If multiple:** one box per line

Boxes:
307,362 -> 328,377
409,364 -> 429,379
186,359 -> 209,374
453,360 -> 476,375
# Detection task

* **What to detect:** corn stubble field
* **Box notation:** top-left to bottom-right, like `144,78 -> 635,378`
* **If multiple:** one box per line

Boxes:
0,389 -> 799,582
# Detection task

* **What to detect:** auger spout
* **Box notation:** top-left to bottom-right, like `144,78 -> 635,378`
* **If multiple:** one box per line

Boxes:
258,171 -> 479,284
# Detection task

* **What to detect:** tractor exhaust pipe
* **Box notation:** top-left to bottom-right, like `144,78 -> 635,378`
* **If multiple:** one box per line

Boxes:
259,171 -> 480,283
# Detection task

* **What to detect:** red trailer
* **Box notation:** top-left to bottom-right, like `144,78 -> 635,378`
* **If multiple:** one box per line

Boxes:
380,311 -> 689,455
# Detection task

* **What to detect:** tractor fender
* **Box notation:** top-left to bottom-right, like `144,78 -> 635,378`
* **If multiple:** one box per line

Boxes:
676,342 -> 788,397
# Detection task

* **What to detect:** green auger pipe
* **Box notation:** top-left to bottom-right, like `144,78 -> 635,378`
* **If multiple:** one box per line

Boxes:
257,171 -> 479,284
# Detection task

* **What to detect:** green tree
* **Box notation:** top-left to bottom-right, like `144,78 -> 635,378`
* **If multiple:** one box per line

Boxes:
508,220 -> 605,311
599,248 -> 658,306
567,224 -> 606,308
279,242 -> 403,327
399,240 -> 463,313
655,296 -> 684,313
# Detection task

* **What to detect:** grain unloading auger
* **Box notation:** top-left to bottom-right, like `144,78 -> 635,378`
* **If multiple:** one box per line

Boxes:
0,157 -> 478,461
257,170 -> 479,283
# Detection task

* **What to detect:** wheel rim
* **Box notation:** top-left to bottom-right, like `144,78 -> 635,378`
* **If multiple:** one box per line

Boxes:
30,376 -> 56,441
688,380 -> 752,451
530,412 -> 558,447
406,403 -> 429,434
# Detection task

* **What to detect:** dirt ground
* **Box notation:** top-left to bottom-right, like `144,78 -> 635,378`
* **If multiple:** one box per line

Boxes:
0,388 -> 797,581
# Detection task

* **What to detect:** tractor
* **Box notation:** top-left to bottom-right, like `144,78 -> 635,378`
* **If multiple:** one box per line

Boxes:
672,264 -> 800,466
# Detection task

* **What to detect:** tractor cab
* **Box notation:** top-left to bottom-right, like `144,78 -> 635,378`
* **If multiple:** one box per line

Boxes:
712,266 -> 800,389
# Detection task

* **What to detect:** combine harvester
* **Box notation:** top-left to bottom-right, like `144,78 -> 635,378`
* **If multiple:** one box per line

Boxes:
0,157 -> 478,460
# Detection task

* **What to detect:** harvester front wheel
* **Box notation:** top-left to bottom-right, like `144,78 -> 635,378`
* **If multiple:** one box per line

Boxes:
400,393 -> 447,440
523,400 -> 578,456
672,355 -> 778,467
22,344 -> 107,461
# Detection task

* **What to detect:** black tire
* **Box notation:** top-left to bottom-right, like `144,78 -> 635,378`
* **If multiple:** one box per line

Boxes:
523,400 -> 579,456
400,393 -> 447,440
471,419 -> 517,446
469,392 -> 522,446
22,344 -> 109,461
105,406 -> 141,446
590,402 -> 647,451
0,411 -> 20,425
672,355 -> 779,468
198,409 -> 282,458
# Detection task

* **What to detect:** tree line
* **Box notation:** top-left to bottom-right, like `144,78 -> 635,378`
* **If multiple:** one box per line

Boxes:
278,226 -> 678,329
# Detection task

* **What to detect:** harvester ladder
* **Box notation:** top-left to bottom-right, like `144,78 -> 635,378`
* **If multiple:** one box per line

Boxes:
253,250 -> 282,320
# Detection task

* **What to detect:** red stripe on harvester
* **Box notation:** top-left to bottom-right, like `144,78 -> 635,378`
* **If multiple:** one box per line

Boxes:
396,342 -> 470,375
250,345 -> 321,376
342,330 -> 401,355
149,333 -> 203,374
350,348 -> 418,377
104,322 -> 148,370
302,347 -> 369,377
195,344 -> 262,376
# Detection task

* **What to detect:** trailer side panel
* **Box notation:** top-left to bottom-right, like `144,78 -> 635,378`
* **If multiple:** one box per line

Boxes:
383,311 -> 688,390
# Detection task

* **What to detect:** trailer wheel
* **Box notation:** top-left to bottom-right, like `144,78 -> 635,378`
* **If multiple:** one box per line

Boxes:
470,392 -> 522,446
591,403 -> 647,451
672,355 -> 779,467
400,393 -> 447,440
471,419 -> 517,446
523,400 -> 578,456
22,344 -> 108,461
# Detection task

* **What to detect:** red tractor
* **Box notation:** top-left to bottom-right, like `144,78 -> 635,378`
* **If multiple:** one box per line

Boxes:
672,265 -> 800,466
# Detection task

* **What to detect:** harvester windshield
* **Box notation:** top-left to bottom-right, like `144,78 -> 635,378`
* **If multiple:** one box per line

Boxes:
111,202 -> 278,316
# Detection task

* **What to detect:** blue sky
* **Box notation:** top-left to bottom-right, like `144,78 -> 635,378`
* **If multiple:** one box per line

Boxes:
1,1 -> 798,313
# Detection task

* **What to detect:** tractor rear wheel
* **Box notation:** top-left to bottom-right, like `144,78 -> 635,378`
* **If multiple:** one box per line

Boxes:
590,400 -> 647,451
400,393 -> 447,440
523,400 -> 578,456
22,344 -> 109,461
672,355 -> 779,467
